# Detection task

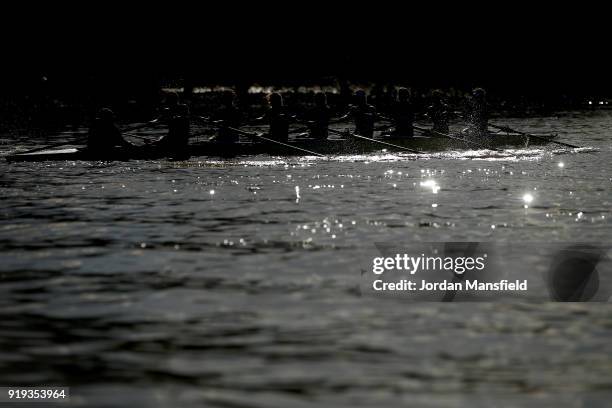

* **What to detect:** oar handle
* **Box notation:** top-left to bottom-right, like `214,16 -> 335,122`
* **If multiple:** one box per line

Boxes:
290,125 -> 311,134
124,133 -> 157,142
121,118 -> 161,133
488,124 -> 513,133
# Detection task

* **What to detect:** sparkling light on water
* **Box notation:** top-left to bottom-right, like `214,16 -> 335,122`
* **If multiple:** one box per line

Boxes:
523,193 -> 534,208
420,179 -> 440,194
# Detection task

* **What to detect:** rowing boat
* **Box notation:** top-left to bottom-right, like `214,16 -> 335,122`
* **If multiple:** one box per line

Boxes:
5,132 -> 558,162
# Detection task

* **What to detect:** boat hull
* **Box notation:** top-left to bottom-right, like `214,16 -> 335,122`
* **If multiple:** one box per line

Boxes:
5,132 -> 558,162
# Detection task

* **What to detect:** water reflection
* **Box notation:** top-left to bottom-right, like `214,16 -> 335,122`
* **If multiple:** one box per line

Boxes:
0,113 -> 611,406
420,179 -> 441,194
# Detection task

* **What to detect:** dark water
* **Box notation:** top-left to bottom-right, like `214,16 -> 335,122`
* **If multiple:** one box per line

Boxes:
1,112 -> 611,407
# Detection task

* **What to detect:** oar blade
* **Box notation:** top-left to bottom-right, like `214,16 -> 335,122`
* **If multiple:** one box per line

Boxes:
489,123 -> 580,149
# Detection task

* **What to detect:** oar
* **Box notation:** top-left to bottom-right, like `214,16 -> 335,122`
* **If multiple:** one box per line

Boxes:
248,132 -> 326,157
289,124 -> 311,134
121,118 -> 161,133
489,124 -> 580,148
327,128 -> 421,154
124,132 -> 157,143
412,125 -> 502,152
196,116 -> 325,157
16,136 -> 90,155
379,113 -> 497,152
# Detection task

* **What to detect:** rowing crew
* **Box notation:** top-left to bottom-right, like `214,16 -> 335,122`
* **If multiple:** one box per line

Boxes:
211,87 -> 488,142
88,92 -> 191,156
87,87 -> 489,151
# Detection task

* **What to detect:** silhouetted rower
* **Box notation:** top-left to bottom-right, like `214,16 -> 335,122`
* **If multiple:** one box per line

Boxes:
427,90 -> 450,134
389,87 -> 414,138
153,104 -> 190,155
87,108 -> 133,151
339,90 -> 377,137
305,92 -> 332,139
213,91 -> 242,144
370,83 -> 387,111
255,93 -> 291,142
160,91 -> 186,119
466,87 -> 488,137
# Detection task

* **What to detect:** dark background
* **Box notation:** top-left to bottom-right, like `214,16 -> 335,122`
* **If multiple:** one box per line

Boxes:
2,3 -> 610,98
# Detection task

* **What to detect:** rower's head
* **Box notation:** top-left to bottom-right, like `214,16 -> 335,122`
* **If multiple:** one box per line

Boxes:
97,108 -> 115,124
431,89 -> 444,103
314,92 -> 327,107
221,90 -> 236,107
472,87 -> 486,101
165,91 -> 180,106
355,90 -> 367,106
268,92 -> 283,109
397,87 -> 411,102
175,104 -> 190,118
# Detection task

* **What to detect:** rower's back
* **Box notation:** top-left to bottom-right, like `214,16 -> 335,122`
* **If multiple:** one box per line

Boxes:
267,93 -> 290,142
307,92 -> 331,140
466,88 -> 488,137
216,92 -> 242,143
351,91 -> 377,137
88,108 -> 130,152
158,104 -> 190,153
428,91 -> 450,134
390,88 -> 415,138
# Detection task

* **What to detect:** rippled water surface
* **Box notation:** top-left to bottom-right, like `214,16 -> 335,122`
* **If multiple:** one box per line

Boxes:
1,112 -> 611,407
